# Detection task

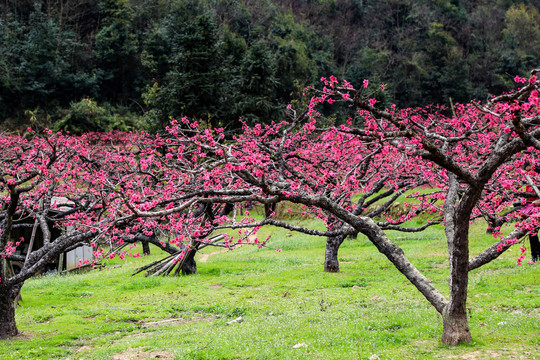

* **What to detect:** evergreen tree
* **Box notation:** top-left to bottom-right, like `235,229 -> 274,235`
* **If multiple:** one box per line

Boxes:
95,0 -> 140,105
236,40 -> 280,125
0,3 -> 96,125
148,7 -> 229,129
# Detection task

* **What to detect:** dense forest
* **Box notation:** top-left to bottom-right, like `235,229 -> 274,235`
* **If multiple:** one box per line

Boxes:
1,0 -> 540,132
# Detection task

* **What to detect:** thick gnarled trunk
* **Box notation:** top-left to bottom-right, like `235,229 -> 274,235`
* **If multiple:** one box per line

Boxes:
441,306 -> 472,345
324,234 -> 346,272
0,283 -> 18,339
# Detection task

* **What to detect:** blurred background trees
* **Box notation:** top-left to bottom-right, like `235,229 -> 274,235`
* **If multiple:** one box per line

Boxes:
1,0 -> 540,132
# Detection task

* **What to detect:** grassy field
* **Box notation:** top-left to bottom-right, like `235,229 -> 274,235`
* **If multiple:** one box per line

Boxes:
0,220 -> 538,359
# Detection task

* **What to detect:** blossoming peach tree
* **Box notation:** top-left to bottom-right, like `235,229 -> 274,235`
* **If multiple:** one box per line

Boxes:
0,130 -> 206,339
139,70 -> 540,345
291,71 -> 540,345
2,70 -> 540,345
0,131 -> 100,338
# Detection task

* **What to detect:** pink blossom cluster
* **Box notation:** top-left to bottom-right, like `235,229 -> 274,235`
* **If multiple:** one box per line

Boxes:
2,71 -> 540,268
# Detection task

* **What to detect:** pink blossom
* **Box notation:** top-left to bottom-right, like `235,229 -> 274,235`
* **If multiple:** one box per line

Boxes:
514,75 -> 527,84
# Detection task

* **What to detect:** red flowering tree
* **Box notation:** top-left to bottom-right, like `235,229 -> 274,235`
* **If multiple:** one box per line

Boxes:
2,70 -> 540,345
0,131 -> 101,338
304,71 -> 540,344
0,130 -> 205,339
134,70 -> 540,345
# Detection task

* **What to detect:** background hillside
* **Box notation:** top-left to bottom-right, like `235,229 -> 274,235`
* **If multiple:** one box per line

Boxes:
1,0 -> 539,132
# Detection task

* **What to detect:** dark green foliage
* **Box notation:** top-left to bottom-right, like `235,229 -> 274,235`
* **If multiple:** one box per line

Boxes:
95,0 -> 141,104
235,40 -> 280,125
54,98 -> 138,134
280,0 -> 540,107
149,11 -> 228,128
141,0 -> 327,131
1,0 -> 540,130
0,3 -> 97,124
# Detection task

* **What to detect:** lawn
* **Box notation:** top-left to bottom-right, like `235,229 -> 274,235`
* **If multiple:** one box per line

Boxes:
0,220 -> 538,359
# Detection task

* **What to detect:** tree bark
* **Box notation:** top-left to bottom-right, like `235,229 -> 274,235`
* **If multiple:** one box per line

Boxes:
142,240 -> 150,255
0,283 -> 18,339
441,185 -> 476,345
324,234 -> 346,272
443,254 -> 472,345
469,227 -> 528,271
441,306 -> 472,345
530,232 -> 540,262
180,249 -> 197,275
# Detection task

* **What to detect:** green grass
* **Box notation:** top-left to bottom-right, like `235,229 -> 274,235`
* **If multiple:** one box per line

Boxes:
1,221 -> 539,359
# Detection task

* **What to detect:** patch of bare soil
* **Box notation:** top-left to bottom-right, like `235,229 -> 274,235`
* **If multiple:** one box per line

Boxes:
77,345 -> 93,353
13,331 -> 35,339
140,315 -> 214,328
198,248 -> 228,263
110,347 -> 174,360
207,283 -> 223,289
72,316 -> 216,356
445,350 -> 534,359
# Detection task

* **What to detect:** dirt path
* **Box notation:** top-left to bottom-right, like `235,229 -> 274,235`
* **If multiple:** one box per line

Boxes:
198,248 -> 228,263
198,229 -> 256,263
110,348 -> 175,360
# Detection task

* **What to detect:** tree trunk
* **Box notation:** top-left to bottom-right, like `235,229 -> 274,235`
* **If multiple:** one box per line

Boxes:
324,234 -> 346,272
530,233 -> 540,262
180,249 -> 197,275
0,283 -> 18,339
441,229 -> 473,347
438,175 -> 474,345
142,240 -> 150,256
442,196 -> 473,345
441,306 -> 472,345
